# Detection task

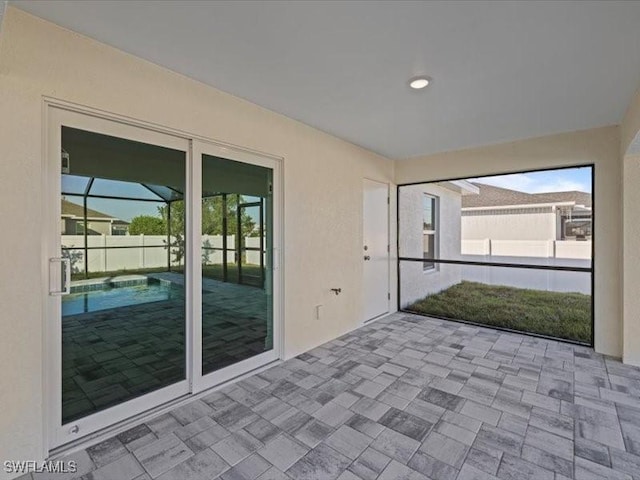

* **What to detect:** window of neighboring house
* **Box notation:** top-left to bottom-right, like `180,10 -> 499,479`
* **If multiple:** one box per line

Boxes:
423,194 -> 438,270
75,221 -> 85,235
112,225 -> 128,236
562,216 -> 592,241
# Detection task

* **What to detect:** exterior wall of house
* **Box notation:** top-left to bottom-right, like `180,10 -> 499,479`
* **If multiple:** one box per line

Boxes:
622,87 -> 640,155
622,152 -> 640,366
461,239 -> 591,259
461,208 -> 557,241
87,220 -> 112,236
621,87 -> 640,366
62,217 -> 112,235
396,126 -> 622,360
0,8 -> 395,472
399,184 -> 462,307
90,221 -> 111,236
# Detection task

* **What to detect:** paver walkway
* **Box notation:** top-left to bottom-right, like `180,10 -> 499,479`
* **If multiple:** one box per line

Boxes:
29,312 -> 640,480
62,273 -> 268,422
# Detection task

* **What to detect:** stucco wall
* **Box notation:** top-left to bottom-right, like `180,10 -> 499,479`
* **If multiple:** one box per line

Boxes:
462,210 -> 557,241
621,86 -> 640,366
622,153 -> 640,366
398,184 -> 462,306
622,86 -> 640,156
0,8 -> 395,471
620,83 -> 640,366
395,126 -> 622,359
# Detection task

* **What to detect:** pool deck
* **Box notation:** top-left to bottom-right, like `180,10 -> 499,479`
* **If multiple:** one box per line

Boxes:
62,273 -> 269,423
70,275 -> 157,293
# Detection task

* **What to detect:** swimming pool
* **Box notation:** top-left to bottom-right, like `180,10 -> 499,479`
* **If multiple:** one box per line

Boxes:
62,277 -> 179,316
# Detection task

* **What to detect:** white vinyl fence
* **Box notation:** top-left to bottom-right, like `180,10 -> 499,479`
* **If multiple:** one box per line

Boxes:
62,234 -> 262,274
461,240 -> 591,259
460,240 -> 592,294
460,263 -> 591,294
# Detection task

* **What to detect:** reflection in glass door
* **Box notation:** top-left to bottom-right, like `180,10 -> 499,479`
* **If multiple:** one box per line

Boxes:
60,126 -> 187,424
238,200 -> 265,287
201,154 -> 274,376
47,107 -> 281,450
48,107 -> 190,448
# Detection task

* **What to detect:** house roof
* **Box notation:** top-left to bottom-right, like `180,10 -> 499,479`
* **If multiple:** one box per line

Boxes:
462,183 -> 591,209
61,199 -> 117,220
532,191 -> 592,208
439,180 -> 480,196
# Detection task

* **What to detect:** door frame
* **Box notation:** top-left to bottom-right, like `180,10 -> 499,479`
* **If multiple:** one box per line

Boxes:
42,98 -> 284,454
362,178 -> 391,323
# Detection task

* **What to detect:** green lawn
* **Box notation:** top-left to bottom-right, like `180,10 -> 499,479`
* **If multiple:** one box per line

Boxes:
201,263 -> 263,286
406,281 -> 592,343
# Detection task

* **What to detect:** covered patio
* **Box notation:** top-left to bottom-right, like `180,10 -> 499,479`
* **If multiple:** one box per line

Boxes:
3,3 -> 640,480
35,312 -> 640,480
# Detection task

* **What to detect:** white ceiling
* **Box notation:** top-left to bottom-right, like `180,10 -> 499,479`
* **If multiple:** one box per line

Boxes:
11,0 -> 640,159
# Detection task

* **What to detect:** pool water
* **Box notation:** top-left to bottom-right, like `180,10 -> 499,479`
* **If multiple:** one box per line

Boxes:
62,279 -> 178,316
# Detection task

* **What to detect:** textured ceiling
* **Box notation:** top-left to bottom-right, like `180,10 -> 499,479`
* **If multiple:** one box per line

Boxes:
11,0 -> 640,159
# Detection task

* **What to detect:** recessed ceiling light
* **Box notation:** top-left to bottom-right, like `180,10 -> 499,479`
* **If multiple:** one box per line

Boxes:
409,76 -> 431,90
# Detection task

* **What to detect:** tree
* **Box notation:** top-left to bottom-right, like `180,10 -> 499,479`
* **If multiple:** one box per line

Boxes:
129,196 -> 258,239
128,215 -> 166,235
159,201 -> 186,266
201,195 -> 257,237
127,195 -> 260,267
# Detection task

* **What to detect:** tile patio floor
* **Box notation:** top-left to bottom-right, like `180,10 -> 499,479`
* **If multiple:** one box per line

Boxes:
30,312 -> 640,480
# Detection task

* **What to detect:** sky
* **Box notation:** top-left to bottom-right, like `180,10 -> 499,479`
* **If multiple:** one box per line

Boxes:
64,190 -> 262,223
65,196 -> 162,222
62,175 -> 165,221
468,166 -> 592,194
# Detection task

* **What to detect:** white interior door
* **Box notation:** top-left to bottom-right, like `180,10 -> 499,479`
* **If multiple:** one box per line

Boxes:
363,179 -> 390,321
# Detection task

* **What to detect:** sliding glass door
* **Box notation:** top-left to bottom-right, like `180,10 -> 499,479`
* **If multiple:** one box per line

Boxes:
194,144 -> 279,391
47,107 -> 191,448
46,106 -> 281,449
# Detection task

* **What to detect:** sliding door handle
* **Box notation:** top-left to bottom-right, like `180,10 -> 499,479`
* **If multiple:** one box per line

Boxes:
49,258 -> 71,296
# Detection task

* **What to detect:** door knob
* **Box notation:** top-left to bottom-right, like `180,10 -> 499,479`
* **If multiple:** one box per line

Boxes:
364,255 -> 371,261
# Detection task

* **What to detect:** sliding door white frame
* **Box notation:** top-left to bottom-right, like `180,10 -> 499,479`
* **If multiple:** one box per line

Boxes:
191,140 -> 283,393
44,106 -> 192,449
43,99 -> 284,454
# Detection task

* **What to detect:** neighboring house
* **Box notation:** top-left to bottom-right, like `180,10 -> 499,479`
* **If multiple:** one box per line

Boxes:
401,181 -> 594,306
61,198 -> 129,235
462,183 -> 592,258
399,181 -> 479,307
